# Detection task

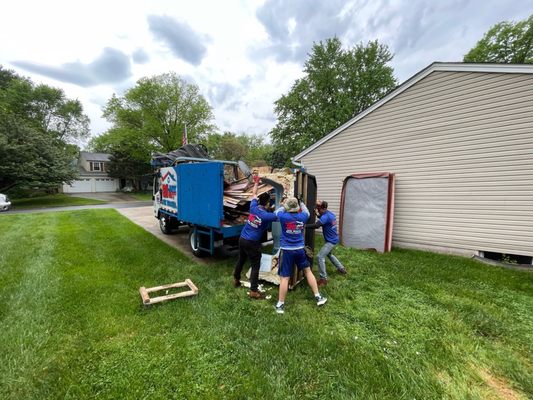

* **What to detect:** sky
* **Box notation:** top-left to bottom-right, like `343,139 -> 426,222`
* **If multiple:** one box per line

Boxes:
1,0 -> 531,145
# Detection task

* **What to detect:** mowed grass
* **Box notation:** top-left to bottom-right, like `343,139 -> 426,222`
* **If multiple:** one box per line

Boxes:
11,194 -> 106,209
0,210 -> 531,400
130,192 -> 153,201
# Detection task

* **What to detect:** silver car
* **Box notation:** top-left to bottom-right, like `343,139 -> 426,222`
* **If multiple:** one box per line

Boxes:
0,194 -> 11,211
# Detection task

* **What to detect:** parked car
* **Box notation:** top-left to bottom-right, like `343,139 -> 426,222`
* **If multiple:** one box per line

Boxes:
0,194 -> 11,211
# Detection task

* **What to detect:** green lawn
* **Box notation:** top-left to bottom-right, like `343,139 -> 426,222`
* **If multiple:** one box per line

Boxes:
0,210 -> 531,399
130,192 -> 153,201
11,194 -> 106,209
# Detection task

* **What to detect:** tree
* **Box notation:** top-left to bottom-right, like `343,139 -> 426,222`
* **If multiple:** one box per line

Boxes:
204,132 -> 272,165
30,84 -> 90,142
0,115 -> 79,192
0,66 -> 89,192
270,38 -> 397,158
103,73 -> 215,153
464,15 -> 533,63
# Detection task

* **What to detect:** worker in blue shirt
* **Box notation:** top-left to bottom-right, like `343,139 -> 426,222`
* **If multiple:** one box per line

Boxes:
307,200 -> 346,286
233,173 -> 278,299
273,197 -> 327,314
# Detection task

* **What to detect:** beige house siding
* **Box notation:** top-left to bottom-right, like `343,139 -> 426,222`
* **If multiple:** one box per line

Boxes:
299,70 -> 533,257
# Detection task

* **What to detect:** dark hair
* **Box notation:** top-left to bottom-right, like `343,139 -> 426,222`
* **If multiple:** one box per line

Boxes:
258,192 -> 270,206
319,200 -> 328,209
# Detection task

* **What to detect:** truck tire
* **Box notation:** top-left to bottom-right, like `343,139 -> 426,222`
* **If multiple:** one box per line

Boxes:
189,229 -> 208,257
159,215 -> 173,234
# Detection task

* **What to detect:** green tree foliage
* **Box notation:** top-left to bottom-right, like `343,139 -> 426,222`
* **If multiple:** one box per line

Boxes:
0,66 -> 89,192
103,72 -> 215,153
464,15 -> 533,63
270,38 -> 397,159
266,145 -> 290,169
204,132 -> 272,165
0,116 -> 79,192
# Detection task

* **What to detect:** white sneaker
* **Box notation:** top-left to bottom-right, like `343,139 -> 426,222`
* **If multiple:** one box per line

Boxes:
316,295 -> 328,306
275,304 -> 285,314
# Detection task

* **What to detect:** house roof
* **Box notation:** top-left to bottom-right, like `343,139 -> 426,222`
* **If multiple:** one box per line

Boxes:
80,151 -> 111,162
293,62 -> 533,161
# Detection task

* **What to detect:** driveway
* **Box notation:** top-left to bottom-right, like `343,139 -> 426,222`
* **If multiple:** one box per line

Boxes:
67,192 -> 141,202
117,206 -> 223,264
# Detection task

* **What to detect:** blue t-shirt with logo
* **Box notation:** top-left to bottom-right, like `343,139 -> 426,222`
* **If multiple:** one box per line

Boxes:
240,199 -> 278,242
319,210 -> 339,244
275,204 -> 309,250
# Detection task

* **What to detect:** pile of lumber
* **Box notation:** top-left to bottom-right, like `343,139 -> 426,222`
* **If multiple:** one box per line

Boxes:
221,168 -> 293,226
222,179 -> 274,226
223,180 -> 273,209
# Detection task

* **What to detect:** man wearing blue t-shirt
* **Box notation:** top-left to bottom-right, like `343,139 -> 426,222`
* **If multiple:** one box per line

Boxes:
308,200 -> 346,286
273,197 -> 327,314
233,173 -> 278,299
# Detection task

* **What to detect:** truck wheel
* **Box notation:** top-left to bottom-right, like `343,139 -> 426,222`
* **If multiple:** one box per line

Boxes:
159,215 -> 173,234
189,230 -> 208,257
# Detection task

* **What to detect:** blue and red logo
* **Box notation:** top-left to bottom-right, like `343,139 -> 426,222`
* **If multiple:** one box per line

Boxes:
161,171 -> 177,200
285,221 -> 304,234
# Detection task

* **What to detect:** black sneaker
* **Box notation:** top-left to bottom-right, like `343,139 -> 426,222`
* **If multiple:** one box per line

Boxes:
316,295 -> 328,306
275,304 -> 285,314
338,268 -> 347,275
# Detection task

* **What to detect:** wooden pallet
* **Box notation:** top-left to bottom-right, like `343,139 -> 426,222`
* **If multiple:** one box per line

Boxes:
139,279 -> 199,305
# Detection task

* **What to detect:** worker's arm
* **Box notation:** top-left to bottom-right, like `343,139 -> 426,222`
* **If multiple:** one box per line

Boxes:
306,219 -> 323,229
250,172 -> 260,200
299,201 -> 309,216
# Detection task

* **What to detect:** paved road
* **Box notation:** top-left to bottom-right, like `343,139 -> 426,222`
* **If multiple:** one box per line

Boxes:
2,201 -> 152,214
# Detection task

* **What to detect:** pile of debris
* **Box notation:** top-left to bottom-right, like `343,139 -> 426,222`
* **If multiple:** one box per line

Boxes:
221,168 -> 294,226
222,180 -> 274,225
260,168 -> 295,198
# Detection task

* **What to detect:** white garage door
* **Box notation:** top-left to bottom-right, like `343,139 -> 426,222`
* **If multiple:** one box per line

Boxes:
67,178 -> 93,193
95,178 -> 117,192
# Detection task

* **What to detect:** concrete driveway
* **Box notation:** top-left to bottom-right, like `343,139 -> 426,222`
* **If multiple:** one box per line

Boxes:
67,192 -> 141,202
117,206 -> 223,264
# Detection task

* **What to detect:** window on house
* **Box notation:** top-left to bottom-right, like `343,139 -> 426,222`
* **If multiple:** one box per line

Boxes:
91,162 -> 102,172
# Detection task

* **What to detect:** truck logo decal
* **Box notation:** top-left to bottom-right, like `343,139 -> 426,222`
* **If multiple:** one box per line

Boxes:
162,170 -> 177,200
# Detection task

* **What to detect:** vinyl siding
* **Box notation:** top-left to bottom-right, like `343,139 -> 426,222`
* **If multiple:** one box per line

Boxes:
300,71 -> 533,257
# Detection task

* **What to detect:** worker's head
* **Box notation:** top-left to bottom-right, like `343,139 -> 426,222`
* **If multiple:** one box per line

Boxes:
258,192 -> 270,207
315,200 -> 328,215
284,197 -> 300,213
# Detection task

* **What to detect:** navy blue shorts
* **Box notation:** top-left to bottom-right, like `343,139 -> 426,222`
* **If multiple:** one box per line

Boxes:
278,249 -> 309,277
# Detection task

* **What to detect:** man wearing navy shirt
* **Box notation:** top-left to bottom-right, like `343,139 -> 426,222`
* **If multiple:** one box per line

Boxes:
233,173 -> 278,299
308,200 -> 346,286
273,197 -> 327,314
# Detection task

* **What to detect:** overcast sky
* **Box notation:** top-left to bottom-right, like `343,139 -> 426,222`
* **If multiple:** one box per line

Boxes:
1,0 -> 531,144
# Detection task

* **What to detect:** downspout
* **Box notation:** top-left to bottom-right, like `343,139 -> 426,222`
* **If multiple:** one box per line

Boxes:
291,158 -> 305,171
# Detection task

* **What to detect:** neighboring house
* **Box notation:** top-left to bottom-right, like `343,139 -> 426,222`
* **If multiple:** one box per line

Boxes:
293,62 -> 533,260
62,152 -> 119,193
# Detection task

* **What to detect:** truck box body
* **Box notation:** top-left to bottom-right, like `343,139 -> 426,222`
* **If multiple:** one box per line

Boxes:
159,162 -> 235,230
176,162 -> 224,228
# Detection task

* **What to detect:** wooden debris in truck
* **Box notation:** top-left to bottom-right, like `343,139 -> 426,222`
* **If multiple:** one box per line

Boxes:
260,168 -> 294,198
221,168 -> 294,225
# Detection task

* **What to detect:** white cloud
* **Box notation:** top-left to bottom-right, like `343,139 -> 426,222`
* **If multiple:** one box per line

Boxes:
0,0 -> 531,144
